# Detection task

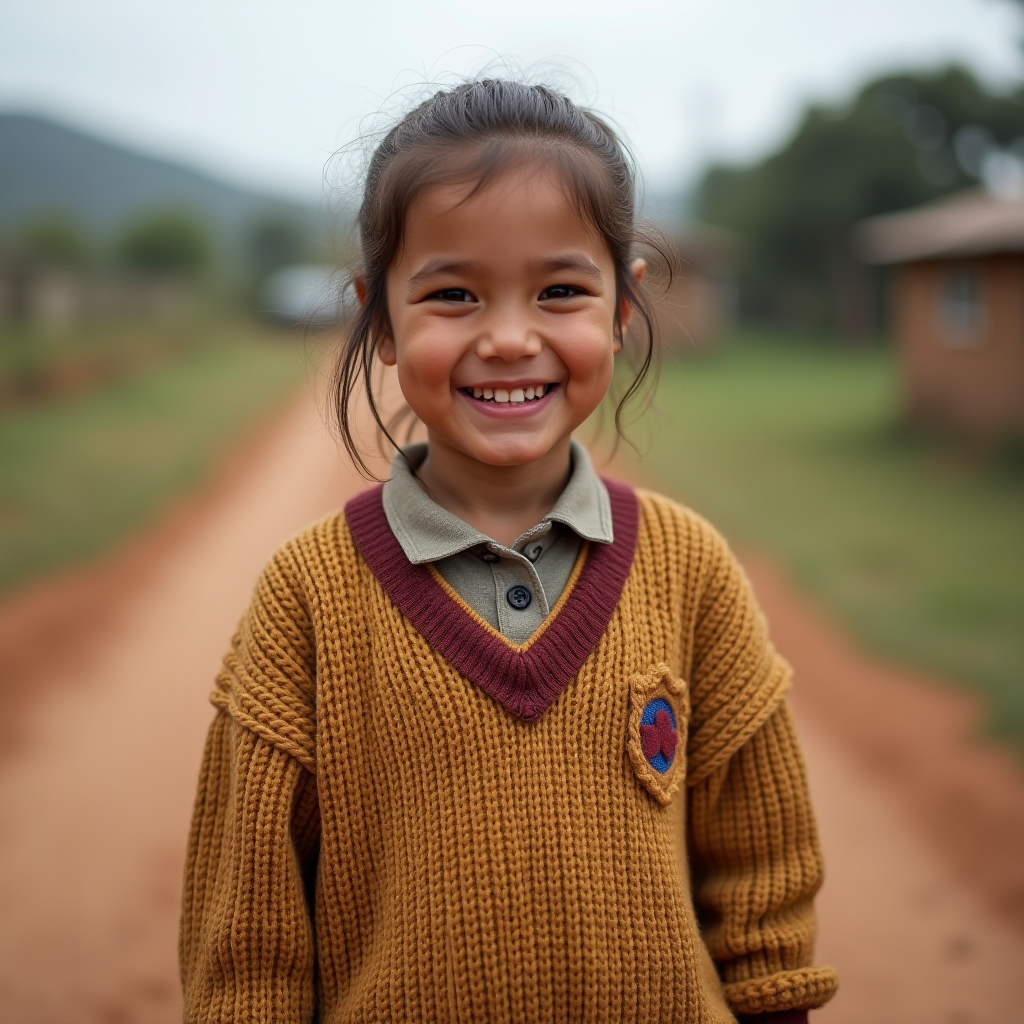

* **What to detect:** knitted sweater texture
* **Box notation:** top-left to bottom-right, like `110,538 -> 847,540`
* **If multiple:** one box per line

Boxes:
180,485 -> 838,1023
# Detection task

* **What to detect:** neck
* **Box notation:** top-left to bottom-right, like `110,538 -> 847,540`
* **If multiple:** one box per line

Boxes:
416,435 -> 573,548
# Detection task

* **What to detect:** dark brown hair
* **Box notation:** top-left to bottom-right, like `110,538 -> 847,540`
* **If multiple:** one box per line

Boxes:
330,78 -> 670,476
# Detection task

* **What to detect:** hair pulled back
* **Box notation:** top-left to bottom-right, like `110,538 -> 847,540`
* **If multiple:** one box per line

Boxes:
331,78 -> 668,475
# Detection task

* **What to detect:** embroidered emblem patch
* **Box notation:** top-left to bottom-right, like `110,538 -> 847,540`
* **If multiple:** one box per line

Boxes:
627,663 -> 688,805
640,699 -> 678,773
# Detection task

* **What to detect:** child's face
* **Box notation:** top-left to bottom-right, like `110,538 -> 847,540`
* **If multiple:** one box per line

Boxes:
380,164 -> 639,469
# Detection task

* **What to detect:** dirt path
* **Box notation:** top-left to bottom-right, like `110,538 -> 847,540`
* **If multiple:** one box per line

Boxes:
0,394 -> 1022,1023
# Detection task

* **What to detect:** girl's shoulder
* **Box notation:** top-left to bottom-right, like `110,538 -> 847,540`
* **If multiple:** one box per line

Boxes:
630,485 -> 737,565
632,484 -> 714,526
252,506 -> 364,604
629,487 -> 793,783
213,506 -> 364,730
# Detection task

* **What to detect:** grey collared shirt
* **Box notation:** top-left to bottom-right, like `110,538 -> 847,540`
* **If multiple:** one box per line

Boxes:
382,440 -> 613,644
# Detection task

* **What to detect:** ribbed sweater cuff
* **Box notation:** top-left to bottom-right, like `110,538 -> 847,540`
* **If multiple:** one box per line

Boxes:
725,966 -> 837,1015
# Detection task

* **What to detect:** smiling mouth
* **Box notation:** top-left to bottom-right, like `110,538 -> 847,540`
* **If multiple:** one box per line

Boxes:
461,384 -> 555,405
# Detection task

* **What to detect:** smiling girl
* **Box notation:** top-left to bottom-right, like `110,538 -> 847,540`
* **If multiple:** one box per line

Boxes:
180,80 -> 838,1024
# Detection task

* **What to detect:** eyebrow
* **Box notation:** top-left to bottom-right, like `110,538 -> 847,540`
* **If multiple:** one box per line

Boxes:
533,254 -> 605,280
407,259 -> 475,289
406,252 -> 605,291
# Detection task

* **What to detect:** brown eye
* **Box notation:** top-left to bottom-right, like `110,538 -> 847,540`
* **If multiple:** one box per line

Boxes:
539,285 -> 582,301
429,288 -> 475,303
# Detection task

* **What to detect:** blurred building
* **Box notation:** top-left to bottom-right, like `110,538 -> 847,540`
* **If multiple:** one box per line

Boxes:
856,191 -> 1024,439
655,225 -> 736,352
0,264 -> 192,330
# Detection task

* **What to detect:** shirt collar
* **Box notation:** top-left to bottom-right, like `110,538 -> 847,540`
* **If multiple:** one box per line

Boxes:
381,439 -> 614,566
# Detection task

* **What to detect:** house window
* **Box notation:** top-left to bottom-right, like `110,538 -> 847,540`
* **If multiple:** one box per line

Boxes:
938,266 -> 983,347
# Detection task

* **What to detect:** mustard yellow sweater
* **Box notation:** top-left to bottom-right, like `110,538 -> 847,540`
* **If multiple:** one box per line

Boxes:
180,482 -> 837,1023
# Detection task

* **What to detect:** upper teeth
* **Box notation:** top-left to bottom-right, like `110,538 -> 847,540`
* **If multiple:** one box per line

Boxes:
469,384 -> 548,403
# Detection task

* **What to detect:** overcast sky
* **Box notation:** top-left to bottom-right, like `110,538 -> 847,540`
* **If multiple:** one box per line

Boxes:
1,0 -> 1020,203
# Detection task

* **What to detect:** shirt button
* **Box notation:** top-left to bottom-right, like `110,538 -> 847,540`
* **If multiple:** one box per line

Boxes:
506,584 -> 532,610
480,551 -> 499,563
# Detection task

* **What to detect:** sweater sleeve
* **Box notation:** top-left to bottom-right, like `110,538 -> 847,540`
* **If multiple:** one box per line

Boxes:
688,702 -> 837,1015
684,525 -> 837,1016
179,545 -> 321,1023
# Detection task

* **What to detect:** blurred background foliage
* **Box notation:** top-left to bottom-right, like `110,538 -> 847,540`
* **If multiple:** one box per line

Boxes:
695,65 -> 1024,334
114,211 -> 212,279
245,215 -> 314,300
16,216 -> 92,270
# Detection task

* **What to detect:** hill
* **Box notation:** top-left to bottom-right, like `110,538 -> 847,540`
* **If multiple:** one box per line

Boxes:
0,112 -> 321,254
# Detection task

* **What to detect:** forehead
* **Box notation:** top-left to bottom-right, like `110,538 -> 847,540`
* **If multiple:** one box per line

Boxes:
396,164 -> 609,265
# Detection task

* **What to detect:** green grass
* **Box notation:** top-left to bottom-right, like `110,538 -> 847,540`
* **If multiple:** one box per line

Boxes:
1,309 -> 210,404
0,321 -> 304,594
616,334 -> 1024,753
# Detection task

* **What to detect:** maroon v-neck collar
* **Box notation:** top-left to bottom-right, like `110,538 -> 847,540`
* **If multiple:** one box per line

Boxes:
344,478 -> 639,721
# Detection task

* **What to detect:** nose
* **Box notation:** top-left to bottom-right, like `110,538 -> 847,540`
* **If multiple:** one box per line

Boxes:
475,305 -> 542,362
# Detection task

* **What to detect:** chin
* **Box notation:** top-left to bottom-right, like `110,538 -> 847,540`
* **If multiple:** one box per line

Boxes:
467,438 -> 556,467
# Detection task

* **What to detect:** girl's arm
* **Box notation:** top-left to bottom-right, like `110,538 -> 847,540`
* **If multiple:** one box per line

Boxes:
688,701 -> 834,1022
683,525 -> 839,1020
179,547 -> 321,1023
180,709 -> 319,1022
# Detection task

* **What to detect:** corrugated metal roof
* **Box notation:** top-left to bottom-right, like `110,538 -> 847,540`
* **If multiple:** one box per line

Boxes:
854,189 -> 1024,265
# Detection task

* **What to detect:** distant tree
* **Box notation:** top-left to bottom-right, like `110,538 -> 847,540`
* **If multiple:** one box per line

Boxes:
115,211 -> 212,277
695,66 -> 1024,335
16,216 -> 91,269
245,215 -> 310,284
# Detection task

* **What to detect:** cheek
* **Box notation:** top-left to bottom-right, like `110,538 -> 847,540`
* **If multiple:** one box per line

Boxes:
574,350 -> 616,405
394,332 -> 459,411
558,317 -> 618,393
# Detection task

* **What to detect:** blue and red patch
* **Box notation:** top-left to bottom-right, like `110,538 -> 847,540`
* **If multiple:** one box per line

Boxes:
628,665 -> 686,805
639,698 -> 678,774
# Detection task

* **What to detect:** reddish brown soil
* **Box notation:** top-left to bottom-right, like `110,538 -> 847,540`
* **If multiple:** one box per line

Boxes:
0,395 -> 1022,1023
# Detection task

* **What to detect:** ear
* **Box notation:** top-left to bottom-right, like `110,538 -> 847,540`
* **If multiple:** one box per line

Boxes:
615,258 -> 647,353
356,274 -> 398,366
377,331 -> 397,367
